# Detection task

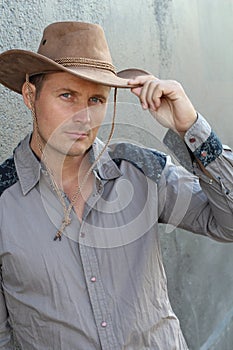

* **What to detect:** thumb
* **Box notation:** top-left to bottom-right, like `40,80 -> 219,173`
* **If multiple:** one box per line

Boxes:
130,86 -> 142,97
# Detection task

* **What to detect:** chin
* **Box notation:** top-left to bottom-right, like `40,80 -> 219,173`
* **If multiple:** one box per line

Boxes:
46,137 -> 93,158
66,144 -> 91,157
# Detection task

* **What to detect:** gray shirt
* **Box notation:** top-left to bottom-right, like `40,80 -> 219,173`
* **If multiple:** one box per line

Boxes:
0,115 -> 233,349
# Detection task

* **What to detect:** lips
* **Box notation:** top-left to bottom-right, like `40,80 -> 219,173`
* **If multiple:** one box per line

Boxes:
65,131 -> 89,140
66,131 -> 88,140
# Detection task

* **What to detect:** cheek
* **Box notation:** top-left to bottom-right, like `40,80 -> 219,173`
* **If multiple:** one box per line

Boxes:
90,106 -> 107,129
35,104 -> 70,134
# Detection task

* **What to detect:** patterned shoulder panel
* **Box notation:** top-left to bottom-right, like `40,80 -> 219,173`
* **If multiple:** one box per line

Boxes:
109,143 -> 167,183
0,156 -> 18,197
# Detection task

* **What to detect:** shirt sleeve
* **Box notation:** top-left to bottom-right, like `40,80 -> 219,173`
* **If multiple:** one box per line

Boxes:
160,113 -> 233,242
0,268 -> 14,349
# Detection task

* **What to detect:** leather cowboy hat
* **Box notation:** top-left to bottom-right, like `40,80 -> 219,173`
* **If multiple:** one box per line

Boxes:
0,21 -> 150,94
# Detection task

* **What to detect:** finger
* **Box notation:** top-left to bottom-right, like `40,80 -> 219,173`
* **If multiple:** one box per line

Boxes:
139,79 -> 162,110
143,80 -> 162,111
151,83 -> 164,110
130,86 -> 142,97
138,80 -> 153,109
128,76 -> 161,110
128,75 -> 157,86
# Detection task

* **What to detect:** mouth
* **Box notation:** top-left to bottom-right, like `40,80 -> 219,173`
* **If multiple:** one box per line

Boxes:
65,131 -> 90,140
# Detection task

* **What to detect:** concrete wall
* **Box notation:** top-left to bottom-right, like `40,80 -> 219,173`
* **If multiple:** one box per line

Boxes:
1,0 -> 233,349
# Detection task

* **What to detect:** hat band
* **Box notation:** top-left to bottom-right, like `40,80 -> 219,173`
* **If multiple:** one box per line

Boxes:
54,57 -> 116,74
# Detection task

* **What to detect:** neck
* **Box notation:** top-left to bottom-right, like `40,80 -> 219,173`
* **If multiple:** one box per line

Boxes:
30,135 -> 90,189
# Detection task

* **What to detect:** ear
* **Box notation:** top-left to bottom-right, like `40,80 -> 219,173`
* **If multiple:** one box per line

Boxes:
22,81 -> 36,110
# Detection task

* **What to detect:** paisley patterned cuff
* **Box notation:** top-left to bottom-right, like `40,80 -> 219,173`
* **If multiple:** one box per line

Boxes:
193,131 -> 223,167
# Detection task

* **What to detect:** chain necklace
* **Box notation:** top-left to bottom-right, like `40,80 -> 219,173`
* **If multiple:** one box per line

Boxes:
26,74 -> 117,241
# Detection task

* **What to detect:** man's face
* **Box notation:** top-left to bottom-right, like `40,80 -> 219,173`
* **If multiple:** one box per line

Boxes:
27,72 -> 110,158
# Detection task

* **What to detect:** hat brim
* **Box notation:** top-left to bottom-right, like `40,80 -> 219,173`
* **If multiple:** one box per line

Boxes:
0,49 -> 150,94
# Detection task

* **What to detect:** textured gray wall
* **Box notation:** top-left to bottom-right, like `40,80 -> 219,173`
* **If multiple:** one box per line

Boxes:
1,1 -> 233,349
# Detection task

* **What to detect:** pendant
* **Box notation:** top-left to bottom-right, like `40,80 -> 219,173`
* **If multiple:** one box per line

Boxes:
54,231 -> 62,241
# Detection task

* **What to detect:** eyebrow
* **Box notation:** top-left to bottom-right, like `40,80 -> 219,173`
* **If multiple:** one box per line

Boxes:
54,88 -> 108,101
54,88 -> 82,96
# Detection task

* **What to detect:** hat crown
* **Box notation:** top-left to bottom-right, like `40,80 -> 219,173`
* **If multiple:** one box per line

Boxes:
0,21 -> 148,94
37,22 -> 113,64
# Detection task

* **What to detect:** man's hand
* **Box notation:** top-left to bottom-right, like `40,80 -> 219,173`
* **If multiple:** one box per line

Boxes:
128,75 -> 197,137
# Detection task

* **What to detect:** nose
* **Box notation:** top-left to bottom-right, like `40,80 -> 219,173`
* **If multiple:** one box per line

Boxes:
72,106 -> 91,124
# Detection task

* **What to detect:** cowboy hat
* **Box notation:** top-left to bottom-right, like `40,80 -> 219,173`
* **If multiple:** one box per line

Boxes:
0,21 -> 150,94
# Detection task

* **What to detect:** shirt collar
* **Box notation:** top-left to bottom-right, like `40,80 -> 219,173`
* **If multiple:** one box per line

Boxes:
14,135 -> 122,196
90,138 -> 122,180
14,134 -> 41,195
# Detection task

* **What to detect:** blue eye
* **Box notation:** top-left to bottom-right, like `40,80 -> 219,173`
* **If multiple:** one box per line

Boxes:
61,93 -> 71,99
90,97 -> 102,104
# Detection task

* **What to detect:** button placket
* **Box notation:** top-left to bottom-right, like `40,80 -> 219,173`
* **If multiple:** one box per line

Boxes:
79,243 -> 119,349
80,231 -> 86,238
79,180 -> 103,242
77,178 -> 118,349
101,321 -> 107,328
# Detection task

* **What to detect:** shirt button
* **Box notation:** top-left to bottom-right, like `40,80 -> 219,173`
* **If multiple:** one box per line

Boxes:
101,321 -> 107,328
80,232 -> 85,238
90,276 -> 96,282
201,151 -> 207,157
189,137 -> 196,143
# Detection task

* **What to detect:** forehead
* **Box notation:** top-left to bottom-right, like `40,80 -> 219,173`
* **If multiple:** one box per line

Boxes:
42,72 -> 111,93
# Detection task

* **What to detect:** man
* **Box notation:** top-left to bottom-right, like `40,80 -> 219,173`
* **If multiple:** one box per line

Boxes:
0,21 -> 232,350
